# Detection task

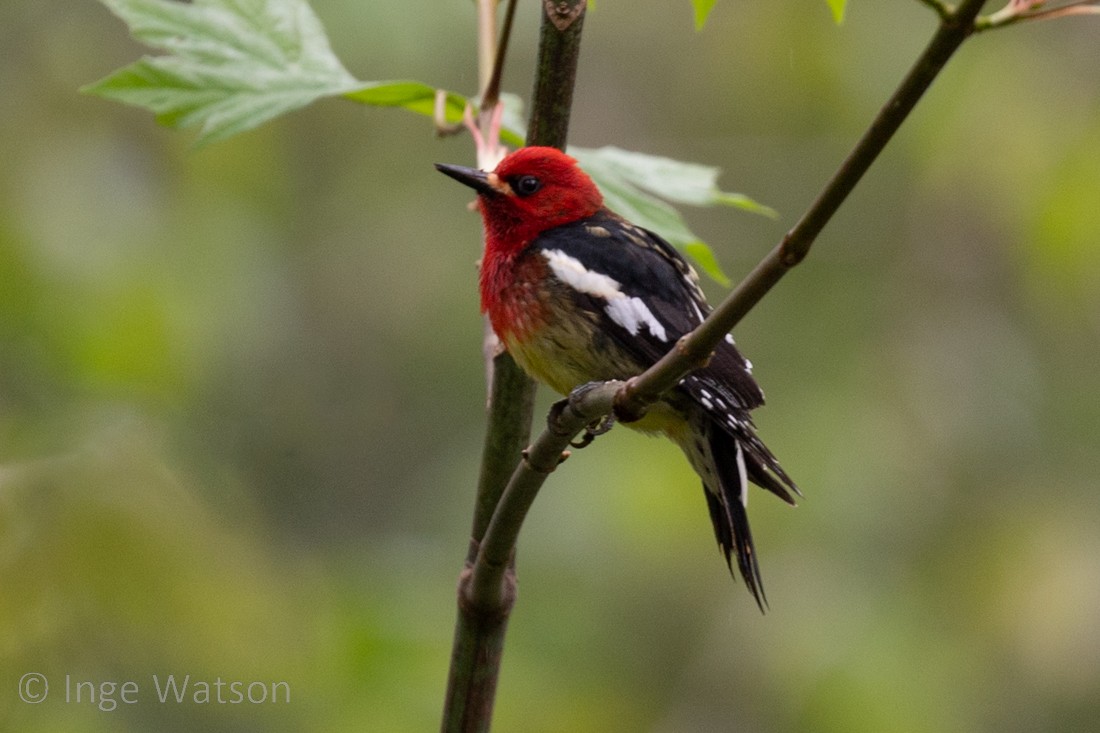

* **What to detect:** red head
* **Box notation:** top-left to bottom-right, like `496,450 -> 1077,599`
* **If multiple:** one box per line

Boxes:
436,147 -> 603,255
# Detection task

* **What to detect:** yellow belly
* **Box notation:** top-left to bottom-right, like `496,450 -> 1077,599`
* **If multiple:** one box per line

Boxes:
503,330 -> 689,440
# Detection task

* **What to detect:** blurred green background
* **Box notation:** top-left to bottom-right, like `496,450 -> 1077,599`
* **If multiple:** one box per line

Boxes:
3,2 -> 1099,731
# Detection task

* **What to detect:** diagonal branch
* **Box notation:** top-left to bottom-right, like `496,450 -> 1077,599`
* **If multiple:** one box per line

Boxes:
614,0 -> 987,420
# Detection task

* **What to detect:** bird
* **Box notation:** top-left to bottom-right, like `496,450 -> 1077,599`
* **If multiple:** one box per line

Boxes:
436,146 -> 798,608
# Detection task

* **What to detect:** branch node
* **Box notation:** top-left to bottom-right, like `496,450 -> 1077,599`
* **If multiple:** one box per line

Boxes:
778,232 -> 807,267
521,446 -> 569,474
543,0 -> 587,31
612,377 -> 650,424
458,558 -> 517,620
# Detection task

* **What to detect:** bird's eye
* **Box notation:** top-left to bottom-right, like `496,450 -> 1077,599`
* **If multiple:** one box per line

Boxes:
513,175 -> 542,197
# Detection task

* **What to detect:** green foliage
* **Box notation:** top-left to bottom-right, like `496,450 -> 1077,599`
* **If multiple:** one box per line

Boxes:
827,0 -> 847,23
692,0 -> 718,30
571,146 -> 777,284
695,0 -> 848,27
343,82 -> 468,127
83,0 -> 363,144
6,1 -> 1100,730
85,0 -> 768,284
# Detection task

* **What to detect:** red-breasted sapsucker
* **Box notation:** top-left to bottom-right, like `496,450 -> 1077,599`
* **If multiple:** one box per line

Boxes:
437,146 -> 798,607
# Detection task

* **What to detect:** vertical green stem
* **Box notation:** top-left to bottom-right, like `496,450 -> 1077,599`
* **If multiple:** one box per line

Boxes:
441,2 -> 588,732
526,1 -> 587,149
469,354 -> 537,558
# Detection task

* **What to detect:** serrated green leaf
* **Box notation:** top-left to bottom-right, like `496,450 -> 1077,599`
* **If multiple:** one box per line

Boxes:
692,0 -> 718,30
826,0 -> 847,24
85,0 -> 523,148
571,146 -> 777,216
570,146 -> 776,285
84,0 -> 362,145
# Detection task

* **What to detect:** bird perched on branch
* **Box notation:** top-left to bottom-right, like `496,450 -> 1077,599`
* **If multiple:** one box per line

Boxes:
437,146 -> 798,608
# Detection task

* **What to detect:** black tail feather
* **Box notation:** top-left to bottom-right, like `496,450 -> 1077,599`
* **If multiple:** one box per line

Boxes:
740,430 -> 801,505
705,428 -> 768,611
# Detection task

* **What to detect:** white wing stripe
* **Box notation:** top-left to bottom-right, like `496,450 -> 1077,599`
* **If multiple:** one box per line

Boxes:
542,249 -> 668,342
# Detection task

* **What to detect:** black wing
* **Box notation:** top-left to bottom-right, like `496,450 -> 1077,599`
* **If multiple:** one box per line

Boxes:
532,209 -> 800,507
531,208 -> 764,412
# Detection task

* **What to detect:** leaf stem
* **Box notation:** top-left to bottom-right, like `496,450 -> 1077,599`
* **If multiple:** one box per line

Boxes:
481,0 -> 519,109
978,0 -> 1100,30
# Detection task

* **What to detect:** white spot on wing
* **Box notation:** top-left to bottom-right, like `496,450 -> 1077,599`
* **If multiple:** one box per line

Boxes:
542,249 -> 669,342
605,297 -> 668,341
690,301 -> 705,325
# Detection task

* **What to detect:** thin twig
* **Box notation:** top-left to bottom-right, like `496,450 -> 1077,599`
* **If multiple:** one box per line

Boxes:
476,0 -> 497,95
482,0 -> 519,109
475,0 -> 519,170
979,0 -> 1100,29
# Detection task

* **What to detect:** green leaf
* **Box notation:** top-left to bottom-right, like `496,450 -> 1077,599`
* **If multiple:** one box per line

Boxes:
826,0 -> 847,24
343,85 -> 533,149
85,0 -> 510,147
692,0 -> 718,30
682,243 -> 730,286
571,146 -> 777,215
493,93 -> 529,149
570,146 -> 778,285
84,0 -> 363,145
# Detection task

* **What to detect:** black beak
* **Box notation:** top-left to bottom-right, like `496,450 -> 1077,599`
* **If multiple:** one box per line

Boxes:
435,162 -> 498,196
